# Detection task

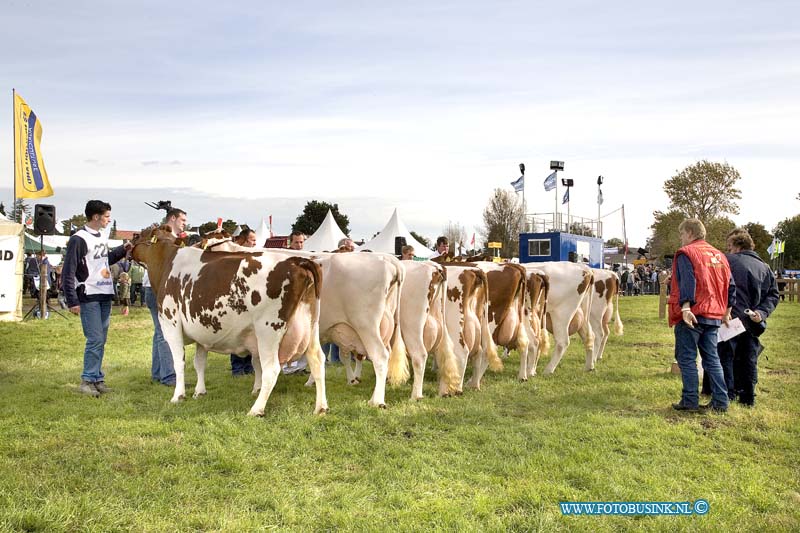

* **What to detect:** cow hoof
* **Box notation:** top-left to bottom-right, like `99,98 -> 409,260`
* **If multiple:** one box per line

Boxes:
348,379 -> 360,386
519,378 -> 528,383
314,406 -> 329,415
454,390 -> 463,396
247,409 -> 265,417
378,403 -> 387,409
170,394 -> 185,403
192,391 -> 206,399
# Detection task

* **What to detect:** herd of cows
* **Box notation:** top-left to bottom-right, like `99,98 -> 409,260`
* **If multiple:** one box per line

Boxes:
131,226 -> 624,416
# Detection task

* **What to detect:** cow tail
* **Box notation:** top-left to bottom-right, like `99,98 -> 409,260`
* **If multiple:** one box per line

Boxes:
479,273 -> 503,372
432,272 -> 460,394
387,263 -> 410,386
540,276 -> 551,354
613,278 -> 624,335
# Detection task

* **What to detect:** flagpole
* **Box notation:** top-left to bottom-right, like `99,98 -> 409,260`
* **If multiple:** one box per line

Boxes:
554,170 -> 559,231
622,203 -> 628,267
521,173 -> 526,233
12,88 -> 17,223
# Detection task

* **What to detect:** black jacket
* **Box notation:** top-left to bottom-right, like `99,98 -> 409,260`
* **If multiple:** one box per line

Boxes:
725,250 -> 779,336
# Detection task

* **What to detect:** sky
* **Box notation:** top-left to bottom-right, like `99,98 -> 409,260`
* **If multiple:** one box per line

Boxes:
1,0 -> 799,248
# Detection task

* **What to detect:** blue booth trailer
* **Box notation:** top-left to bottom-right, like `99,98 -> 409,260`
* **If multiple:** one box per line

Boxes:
519,232 -> 604,268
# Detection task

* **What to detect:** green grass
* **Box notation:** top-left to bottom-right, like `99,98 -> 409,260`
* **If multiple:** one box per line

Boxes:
1,296 -> 798,532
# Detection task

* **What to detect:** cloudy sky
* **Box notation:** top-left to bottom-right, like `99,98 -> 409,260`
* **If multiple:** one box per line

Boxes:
1,0 -> 798,247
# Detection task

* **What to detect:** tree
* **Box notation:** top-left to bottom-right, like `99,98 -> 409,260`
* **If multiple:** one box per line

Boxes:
409,231 -> 430,248
605,237 -> 624,248
480,188 -> 524,258
663,160 -> 742,220
704,216 -> 737,251
13,199 -> 31,223
742,222 -> 773,260
292,201 -> 350,236
774,215 -> 800,269
648,209 -> 686,259
198,219 -> 238,236
61,213 -> 88,235
442,221 -> 468,254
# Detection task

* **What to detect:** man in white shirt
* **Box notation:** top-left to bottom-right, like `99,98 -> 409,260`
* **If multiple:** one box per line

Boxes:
62,200 -> 131,396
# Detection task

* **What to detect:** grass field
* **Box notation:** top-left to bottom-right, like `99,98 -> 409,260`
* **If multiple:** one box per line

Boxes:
0,295 -> 798,532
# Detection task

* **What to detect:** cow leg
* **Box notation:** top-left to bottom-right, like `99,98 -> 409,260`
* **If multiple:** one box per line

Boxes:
595,311 -> 611,361
576,311 -> 596,371
251,350 -> 262,396
161,326 -> 187,403
354,358 -> 364,382
452,344 -> 469,394
544,328 -> 570,374
365,337 -> 390,408
466,350 -> 489,390
342,353 -> 359,385
249,352 -> 281,417
192,345 -> 209,399
303,337 -> 328,415
406,336 -> 428,400
526,329 -> 541,378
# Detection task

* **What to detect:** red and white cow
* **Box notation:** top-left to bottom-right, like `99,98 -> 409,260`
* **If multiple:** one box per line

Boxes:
132,226 -> 328,415
472,262 -> 530,380
400,260 -> 460,399
525,262 -> 595,374
442,264 -> 502,392
196,233 -> 408,408
588,268 -> 624,365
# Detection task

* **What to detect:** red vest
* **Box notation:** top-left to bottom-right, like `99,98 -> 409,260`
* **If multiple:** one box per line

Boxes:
668,240 -> 731,326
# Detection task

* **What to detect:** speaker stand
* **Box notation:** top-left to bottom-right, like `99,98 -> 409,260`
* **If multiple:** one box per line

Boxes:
23,235 -> 67,321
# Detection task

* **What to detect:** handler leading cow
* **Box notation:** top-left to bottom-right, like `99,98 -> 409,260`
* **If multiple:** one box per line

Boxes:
132,226 -> 328,415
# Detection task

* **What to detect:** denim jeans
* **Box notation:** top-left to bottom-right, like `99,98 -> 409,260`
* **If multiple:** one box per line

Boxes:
145,287 -> 175,385
323,343 -> 340,363
674,321 -> 729,409
231,354 -> 254,375
80,299 -> 112,382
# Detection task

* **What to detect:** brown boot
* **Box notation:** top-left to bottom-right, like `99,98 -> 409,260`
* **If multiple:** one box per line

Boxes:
79,381 -> 100,397
94,381 -> 113,394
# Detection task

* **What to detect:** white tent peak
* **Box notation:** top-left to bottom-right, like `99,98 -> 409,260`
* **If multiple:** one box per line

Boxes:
303,209 -> 349,252
255,218 -> 270,246
356,209 -> 434,258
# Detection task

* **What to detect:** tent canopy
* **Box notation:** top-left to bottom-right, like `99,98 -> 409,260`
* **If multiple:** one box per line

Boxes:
356,209 -> 434,258
303,210 -> 349,252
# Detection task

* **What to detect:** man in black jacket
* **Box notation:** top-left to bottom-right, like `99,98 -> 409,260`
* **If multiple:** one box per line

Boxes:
718,228 -> 779,407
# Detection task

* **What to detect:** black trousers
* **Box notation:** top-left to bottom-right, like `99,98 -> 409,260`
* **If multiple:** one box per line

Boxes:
717,331 -> 762,405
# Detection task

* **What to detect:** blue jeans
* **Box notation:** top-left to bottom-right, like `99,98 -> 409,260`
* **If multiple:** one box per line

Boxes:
323,343 -> 340,363
674,321 -> 729,409
80,299 -> 112,382
145,287 -> 175,385
231,354 -> 254,375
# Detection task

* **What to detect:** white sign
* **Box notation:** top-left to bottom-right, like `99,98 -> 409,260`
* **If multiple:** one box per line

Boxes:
0,235 -> 20,312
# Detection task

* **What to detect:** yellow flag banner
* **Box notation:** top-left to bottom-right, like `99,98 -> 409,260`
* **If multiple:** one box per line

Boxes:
14,93 -> 53,198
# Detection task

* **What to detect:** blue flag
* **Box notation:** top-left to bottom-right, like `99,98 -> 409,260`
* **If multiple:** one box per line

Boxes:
510,175 -> 524,192
544,171 -> 557,191
562,187 -> 570,205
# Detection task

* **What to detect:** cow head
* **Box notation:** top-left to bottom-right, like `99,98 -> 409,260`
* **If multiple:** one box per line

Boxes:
131,225 -> 179,286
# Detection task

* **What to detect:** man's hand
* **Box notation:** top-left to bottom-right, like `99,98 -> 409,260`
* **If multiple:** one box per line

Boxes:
69,306 -> 80,315
746,309 -> 763,323
123,242 -> 133,252
722,308 -> 732,326
681,308 -> 697,328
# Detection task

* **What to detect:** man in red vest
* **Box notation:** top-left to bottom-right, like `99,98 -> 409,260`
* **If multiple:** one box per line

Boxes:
668,219 -> 735,413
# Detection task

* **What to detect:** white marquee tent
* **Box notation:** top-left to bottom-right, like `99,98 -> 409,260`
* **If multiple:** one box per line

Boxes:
0,218 -> 25,321
303,210 -> 349,252
356,209 -> 434,258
